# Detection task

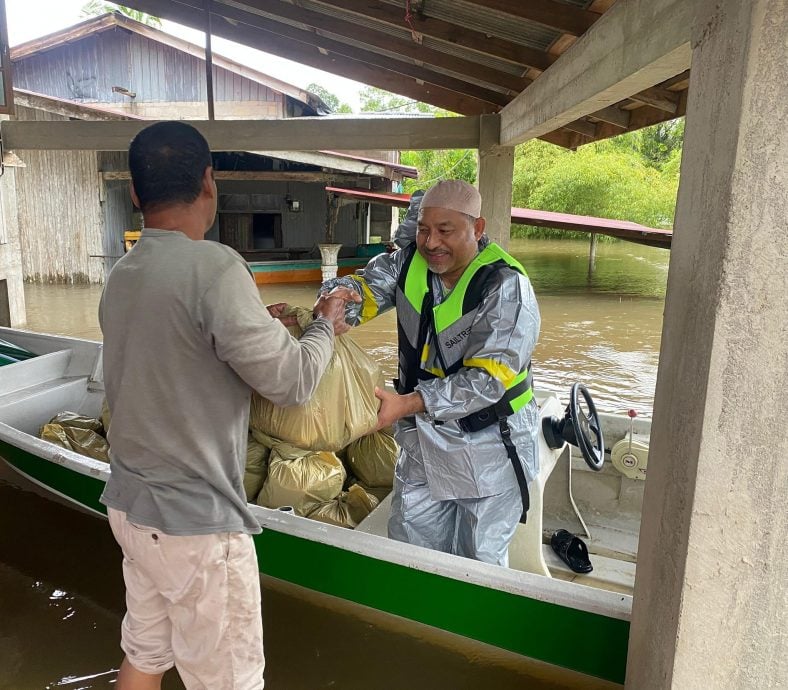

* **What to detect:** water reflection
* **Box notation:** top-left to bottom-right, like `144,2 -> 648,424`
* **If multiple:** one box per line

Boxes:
21,238 -> 668,415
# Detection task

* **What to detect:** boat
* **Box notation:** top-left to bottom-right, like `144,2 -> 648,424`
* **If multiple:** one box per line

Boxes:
0,326 -> 652,687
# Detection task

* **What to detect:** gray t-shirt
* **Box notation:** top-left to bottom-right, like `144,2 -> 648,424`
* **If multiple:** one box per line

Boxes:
99,229 -> 333,535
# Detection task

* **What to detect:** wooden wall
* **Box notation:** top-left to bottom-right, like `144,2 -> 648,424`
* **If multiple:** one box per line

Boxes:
12,28 -> 285,118
14,107 -> 104,283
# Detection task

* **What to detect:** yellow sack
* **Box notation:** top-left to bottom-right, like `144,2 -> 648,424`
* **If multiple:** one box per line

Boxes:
307,492 -> 355,528
345,484 -> 379,525
344,430 -> 399,488
100,399 -> 112,433
243,433 -> 271,502
356,482 -> 392,503
48,411 -> 104,434
307,485 -> 379,529
250,307 -> 383,452
41,423 -> 110,463
256,441 -> 346,516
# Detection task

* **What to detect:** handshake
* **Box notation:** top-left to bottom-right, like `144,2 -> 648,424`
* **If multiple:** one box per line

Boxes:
267,286 -> 361,335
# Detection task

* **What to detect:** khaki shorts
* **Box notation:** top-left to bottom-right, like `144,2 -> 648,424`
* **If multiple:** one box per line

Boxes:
108,508 -> 264,689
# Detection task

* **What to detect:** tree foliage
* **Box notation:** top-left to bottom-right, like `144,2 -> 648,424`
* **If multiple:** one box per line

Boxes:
511,121 -> 682,239
81,1 -> 162,26
306,83 -> 353,113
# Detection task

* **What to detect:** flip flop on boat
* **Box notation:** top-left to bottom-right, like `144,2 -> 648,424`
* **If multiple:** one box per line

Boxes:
550,529 -> 593,574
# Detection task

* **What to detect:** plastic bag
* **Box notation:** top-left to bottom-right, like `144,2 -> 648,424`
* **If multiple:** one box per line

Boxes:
307,484 -> 379,528
40,423 -> 110,462
100,399 -> 112,433
243,433 -> 271,502
344,430 -> 399,487
48,411 -> 104,434
256,441 -> 346,516
250,307 -> 383,451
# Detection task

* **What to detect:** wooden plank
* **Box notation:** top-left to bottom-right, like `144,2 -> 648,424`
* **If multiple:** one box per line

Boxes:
238,0 -> 530,94
102,170 -> 368,182
590,105 -> 631,129
1,117 -> 482,152
627,86 -> 679,113
311,0 -> 555,71
462,0 -> 600,37
500,0 -> 692,145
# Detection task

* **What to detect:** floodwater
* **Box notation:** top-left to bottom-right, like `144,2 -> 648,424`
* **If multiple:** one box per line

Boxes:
1,238 -> 668,689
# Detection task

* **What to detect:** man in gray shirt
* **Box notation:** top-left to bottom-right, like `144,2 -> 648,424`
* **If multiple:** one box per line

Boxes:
100,121 -> 357,690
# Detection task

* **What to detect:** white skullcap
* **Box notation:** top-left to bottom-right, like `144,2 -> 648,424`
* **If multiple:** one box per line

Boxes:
420,179 -> 482,218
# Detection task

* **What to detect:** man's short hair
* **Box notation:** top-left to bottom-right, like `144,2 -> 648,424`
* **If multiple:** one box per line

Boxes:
129,121 -> 212,212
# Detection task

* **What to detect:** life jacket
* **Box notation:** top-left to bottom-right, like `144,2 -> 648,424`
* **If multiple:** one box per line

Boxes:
393,241 -> 534,522
394,242 -> 533,428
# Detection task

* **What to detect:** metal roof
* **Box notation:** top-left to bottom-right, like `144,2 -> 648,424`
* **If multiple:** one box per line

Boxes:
112,0 -> 687,148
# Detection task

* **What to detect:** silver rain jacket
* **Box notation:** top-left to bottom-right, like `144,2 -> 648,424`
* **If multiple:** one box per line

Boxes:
323,237 -> 541,501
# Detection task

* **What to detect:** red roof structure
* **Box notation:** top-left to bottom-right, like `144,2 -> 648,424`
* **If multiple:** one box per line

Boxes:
325,187 -> 672,249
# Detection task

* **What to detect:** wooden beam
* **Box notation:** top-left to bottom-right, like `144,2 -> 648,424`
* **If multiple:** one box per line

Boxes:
311,0 -> 555,71
1,117 -> 482,152
239,0 -> 529,95
122,0 -> 499,114
563,119 -> 598,137
477,114 -> 514,247
589,105 -> 631,129
462,0 -> 600,37
627,86 -> 680,113
13,90 -> 140,121
101,170 -> 366,182
500,0 -> 692,145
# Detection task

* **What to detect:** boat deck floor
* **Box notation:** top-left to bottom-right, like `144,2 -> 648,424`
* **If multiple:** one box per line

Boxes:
356,495 -> 637,596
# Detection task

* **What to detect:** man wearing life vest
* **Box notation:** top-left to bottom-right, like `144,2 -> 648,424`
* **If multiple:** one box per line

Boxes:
323,180 -> 540,566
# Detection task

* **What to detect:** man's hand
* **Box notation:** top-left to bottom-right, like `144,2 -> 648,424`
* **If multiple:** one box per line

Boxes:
374,387 -> 426,430
312,287 -> 361,335
267,302 -> 298,327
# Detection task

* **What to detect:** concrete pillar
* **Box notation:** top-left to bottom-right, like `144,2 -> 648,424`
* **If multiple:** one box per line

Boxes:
627,1 -> 787,688
477,114 -> 514,248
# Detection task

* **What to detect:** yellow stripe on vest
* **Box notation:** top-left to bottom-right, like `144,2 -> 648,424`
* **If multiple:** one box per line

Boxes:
463,357 -> 518,388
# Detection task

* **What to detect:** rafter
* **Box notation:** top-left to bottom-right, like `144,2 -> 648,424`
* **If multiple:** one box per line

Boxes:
311,0 -> 555,71
239,0 -> 529,94
462,0 -> 600,37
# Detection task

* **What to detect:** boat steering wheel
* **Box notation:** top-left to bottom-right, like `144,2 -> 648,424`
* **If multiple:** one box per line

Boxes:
569,383 -> 605,471
542,383 -> 605,471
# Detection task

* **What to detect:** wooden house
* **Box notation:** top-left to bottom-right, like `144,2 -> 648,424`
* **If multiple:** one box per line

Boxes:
9,12 -> 413,283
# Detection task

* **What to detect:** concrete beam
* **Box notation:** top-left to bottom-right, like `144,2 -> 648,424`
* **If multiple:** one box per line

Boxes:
0,117 -> 481,152
477,115 -> 514,248
500,0 -> 692,146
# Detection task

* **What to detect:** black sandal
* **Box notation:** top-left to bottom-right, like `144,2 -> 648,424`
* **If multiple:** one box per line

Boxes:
550,529 -> 593,574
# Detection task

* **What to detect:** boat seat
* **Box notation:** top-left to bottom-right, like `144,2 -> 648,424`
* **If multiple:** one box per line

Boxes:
507,394 -> 567,577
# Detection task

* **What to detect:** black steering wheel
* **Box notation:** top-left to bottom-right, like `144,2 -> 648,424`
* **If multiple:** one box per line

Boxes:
542,383 -> 605,471
569,383 -> 605,471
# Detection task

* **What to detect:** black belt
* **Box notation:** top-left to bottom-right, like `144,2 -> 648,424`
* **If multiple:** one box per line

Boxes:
456,371 -> 532,433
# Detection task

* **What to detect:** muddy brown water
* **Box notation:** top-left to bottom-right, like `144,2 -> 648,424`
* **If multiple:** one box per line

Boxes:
1,238 -> 667,689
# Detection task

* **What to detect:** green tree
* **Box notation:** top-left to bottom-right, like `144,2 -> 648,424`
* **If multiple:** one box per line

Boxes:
81,0 -> 162,26
358,86 -> 437,114
306,83 -> 353,113
511,136 -> 680,239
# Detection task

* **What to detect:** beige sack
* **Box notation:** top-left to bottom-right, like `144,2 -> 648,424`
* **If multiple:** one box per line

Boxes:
100,399 -> 112,433
256,441 -> 346,516
307,484 -> 379,529
243,433 -> 271,502
48,411 -> 104,434
344,430 -> 399,488
250,306 -> 383,451
41,423 -> 110,462
307,492 -> 356,528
